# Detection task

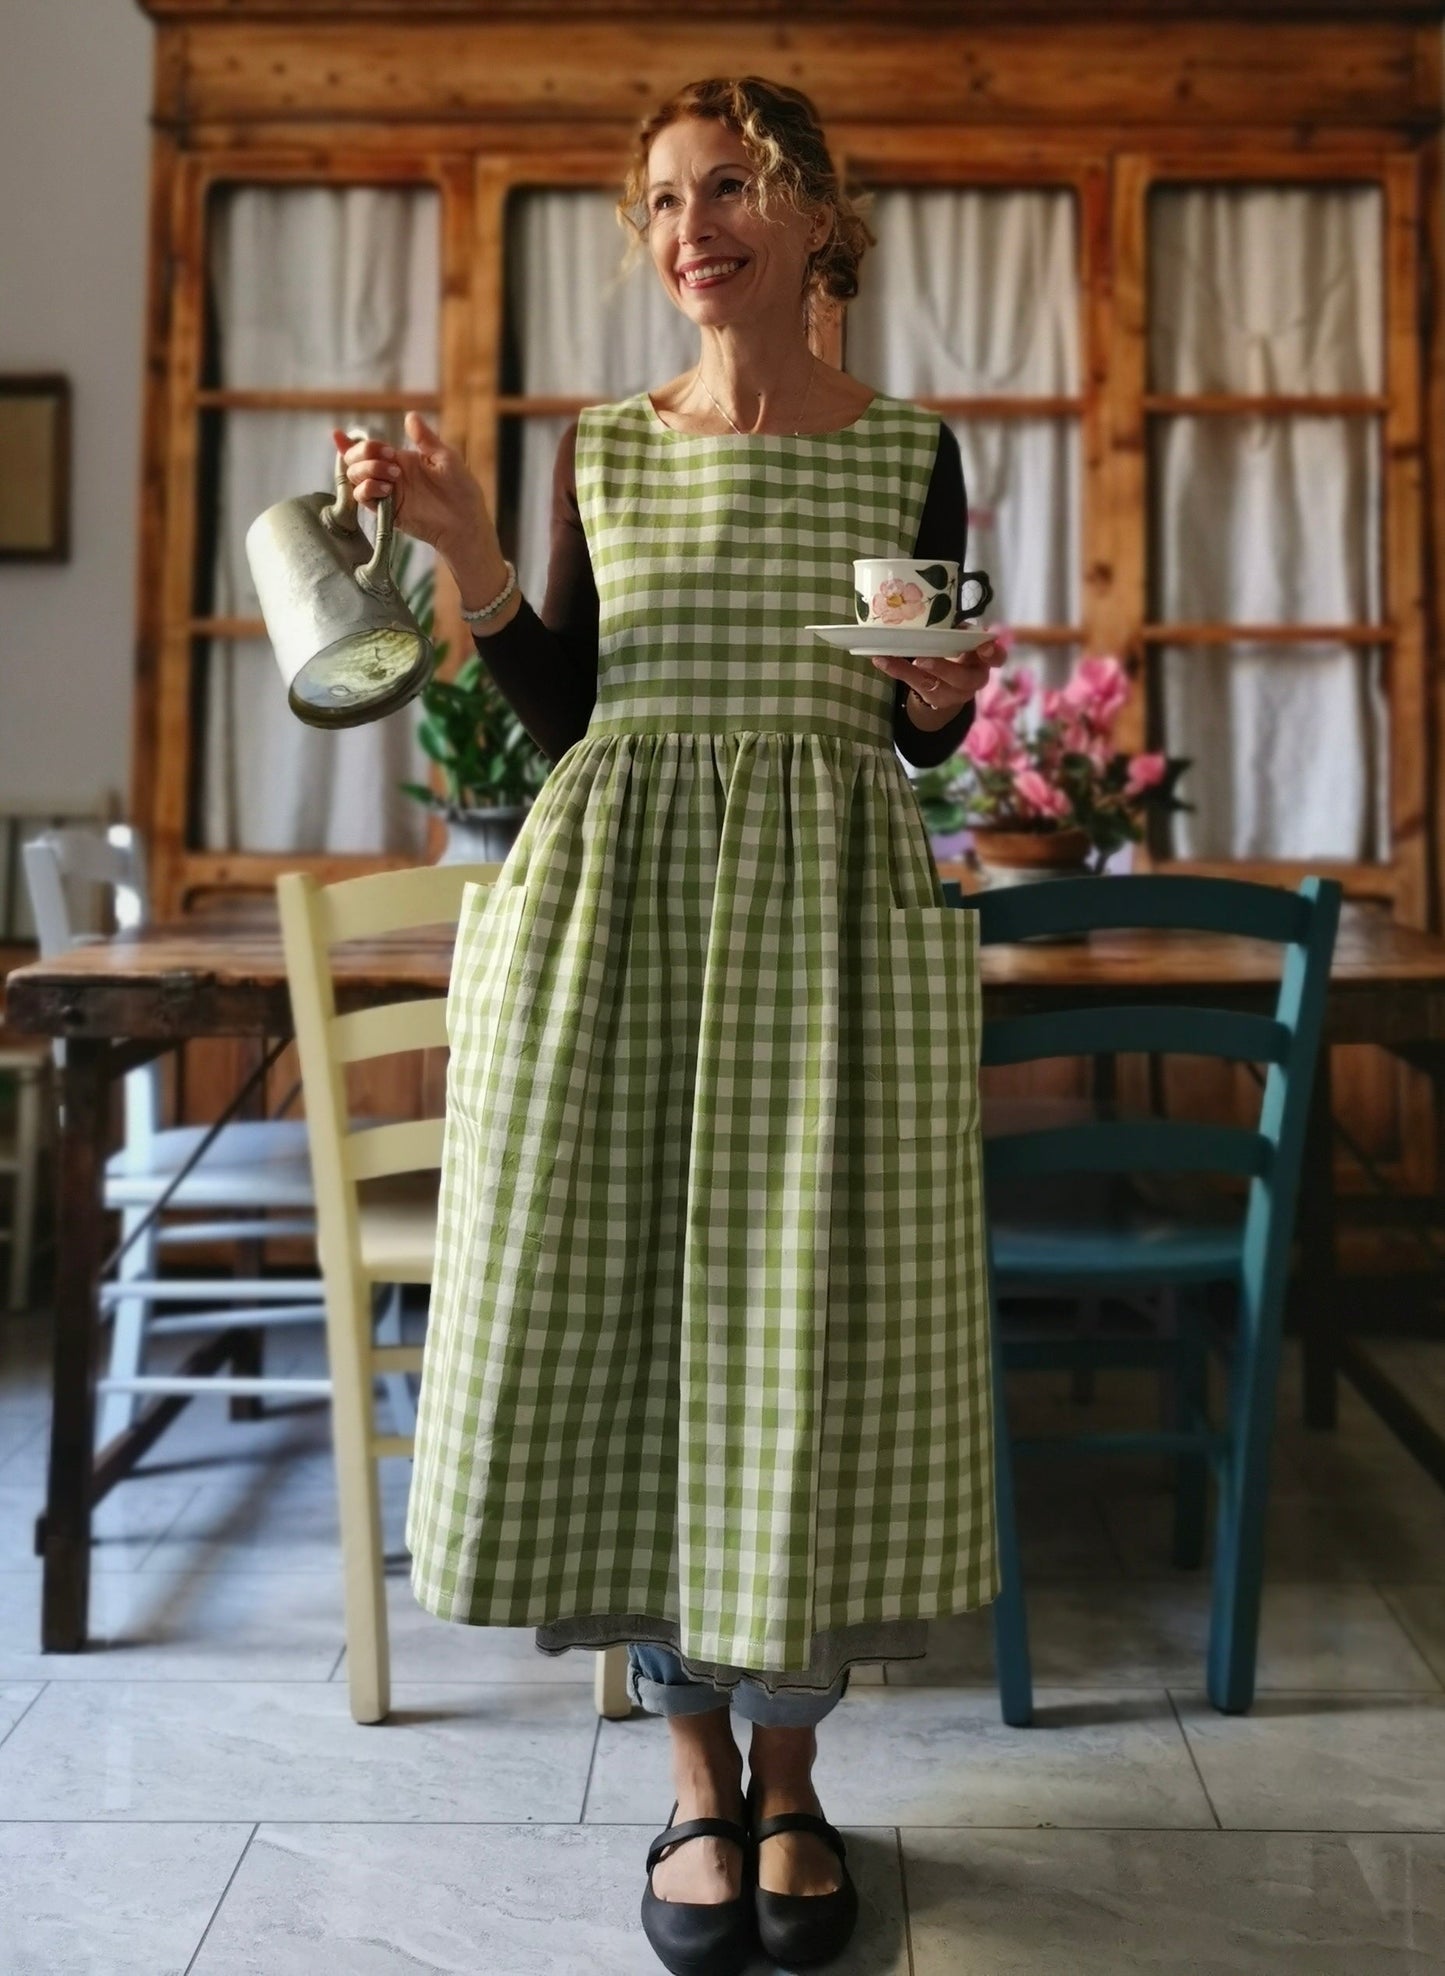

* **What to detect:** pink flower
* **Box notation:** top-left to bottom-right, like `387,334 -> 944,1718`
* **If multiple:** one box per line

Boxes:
873,579 -> 925,625
1063,654 -> 1130,726
963,715 -> 1012,766
976,666 -> 1034,724
1126,752 -> 1167,797
1012,768 -> 1071,820
1041,687 -> 1067,722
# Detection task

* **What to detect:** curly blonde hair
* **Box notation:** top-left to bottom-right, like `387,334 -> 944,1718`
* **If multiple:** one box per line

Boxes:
614,76 -> 875,318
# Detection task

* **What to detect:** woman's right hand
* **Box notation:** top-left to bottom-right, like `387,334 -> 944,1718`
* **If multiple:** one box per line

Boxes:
330,410 -> 491,564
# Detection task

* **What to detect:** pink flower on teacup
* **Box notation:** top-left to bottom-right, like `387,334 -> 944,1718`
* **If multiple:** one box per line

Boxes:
1013,768 -> 1071,820
873,580 -> 926,625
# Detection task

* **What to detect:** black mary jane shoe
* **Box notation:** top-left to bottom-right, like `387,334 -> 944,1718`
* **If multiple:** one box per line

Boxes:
748,1780 -> 860,1969
640,1798 -> 756,1976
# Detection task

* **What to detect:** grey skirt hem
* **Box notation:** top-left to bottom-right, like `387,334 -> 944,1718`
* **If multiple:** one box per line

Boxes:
532,1612 -> 930,1696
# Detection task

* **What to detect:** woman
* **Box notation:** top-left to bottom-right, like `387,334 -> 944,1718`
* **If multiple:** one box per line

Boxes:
335,75 -> 1004,1976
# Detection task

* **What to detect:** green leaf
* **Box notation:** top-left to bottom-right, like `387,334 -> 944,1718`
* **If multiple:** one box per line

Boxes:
915,564 -> 951,589
926,592 -> 952,626
854,590 -> 871,622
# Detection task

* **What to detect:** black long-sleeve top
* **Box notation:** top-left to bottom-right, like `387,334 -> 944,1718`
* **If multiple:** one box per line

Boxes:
473,416 -> 976,769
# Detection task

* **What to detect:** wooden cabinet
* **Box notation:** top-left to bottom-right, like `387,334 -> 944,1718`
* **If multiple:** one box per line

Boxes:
133,0 -> 1445,1219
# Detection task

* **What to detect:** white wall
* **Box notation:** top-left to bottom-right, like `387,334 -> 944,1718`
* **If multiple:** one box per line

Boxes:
0,0 -> 153,814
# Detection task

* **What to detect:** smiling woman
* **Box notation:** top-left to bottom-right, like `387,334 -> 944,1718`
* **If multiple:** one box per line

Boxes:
365,73 -> 1003,1976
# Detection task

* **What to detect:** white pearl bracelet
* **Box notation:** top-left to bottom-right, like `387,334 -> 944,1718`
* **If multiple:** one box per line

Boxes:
459,559 -> 518,624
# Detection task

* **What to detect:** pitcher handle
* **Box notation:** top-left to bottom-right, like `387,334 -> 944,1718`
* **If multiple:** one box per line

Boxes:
323,450 -> 397,599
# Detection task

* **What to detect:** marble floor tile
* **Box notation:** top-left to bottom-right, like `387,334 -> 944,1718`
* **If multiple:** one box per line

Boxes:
1175,1690 -> 1445,1830
137,1457 -> 413,1575
0,1475 -> 199,1574
887,1581 -> 1440,1693
357,1583 -> 592,1685
0,1566 -> 346,1682
586,1687 -> 1213,1830
902,1828 -> 1445,1974
186,1819 -> 908,1975
0,1680 -> 599,1822
1100,1488 -> 1379,1582
0,1682 -> 42,1743
1379,1585 -> 1445,1685
0,1821 -> 251,1976
0,1418 -> 48,1488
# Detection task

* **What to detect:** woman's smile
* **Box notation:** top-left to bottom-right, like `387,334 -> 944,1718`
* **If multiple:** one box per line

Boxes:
679,256 -> 749,290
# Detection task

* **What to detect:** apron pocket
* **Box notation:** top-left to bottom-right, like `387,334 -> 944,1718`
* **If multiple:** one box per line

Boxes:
884,903 -> 982,1139
446,881 -> 529,1094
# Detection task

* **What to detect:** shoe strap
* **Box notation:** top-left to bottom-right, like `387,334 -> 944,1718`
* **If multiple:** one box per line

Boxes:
646,1814 -> 750,1875
750,1808 -> 847,1861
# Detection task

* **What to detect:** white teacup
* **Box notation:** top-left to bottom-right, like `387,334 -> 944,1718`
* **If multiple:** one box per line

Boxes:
854,559 -> 957,629
852,558 -> 994,628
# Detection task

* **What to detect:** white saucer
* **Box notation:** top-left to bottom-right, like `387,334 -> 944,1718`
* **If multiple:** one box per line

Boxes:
807,624 -> 995,658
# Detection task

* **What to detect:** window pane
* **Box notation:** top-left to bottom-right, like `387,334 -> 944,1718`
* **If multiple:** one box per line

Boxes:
1147,184 -> 1386,862
1149,414 -> 1381,625
847,190 -> 1081,648
199,181 -> 440,854
1148,184 -> 1382,396
207,183 -> 438,392
1157,641 -> 1388,862
503,188 -> 697,397
845,188 -> 1079,395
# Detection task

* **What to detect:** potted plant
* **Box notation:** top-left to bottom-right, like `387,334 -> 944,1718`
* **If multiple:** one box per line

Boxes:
912,652 -> 1190,887
394,544 -> 550,863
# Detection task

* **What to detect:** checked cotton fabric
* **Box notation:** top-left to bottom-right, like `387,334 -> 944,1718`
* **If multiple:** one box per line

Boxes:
406,389 -> 998,1675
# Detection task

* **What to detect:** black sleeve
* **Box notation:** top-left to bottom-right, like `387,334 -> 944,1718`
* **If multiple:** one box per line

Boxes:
892,421 -> 976,769
468,419 -> 599,763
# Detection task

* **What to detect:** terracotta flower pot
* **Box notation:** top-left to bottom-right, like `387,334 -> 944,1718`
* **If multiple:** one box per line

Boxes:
971,825 -> 1093,881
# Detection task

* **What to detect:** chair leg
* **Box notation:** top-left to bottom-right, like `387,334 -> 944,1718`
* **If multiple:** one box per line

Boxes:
1206,1278 -> 1280,1714
987,1260 -> 1033,1728
594,1643 -> 631,1718
97,1208 -> 156,1448
375,1284 -> 417,1440
334,1279 -> 391,1725
6,1065 -> 42,1313
1171,1288 -> 1210,1571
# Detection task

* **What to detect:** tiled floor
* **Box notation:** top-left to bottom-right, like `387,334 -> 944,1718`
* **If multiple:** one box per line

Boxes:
1,1311 -> 1444,1973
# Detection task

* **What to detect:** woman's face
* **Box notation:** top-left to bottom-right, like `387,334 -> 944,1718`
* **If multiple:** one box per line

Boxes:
644,115 -> 821,328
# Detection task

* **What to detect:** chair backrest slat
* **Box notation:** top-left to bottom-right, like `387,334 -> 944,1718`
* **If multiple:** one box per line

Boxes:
970,873 -> 1314,946
331,998 -> 448,1065
344,1118 -> 446,1182
984,1119 -> 1273,1183
318,863 -> 502,945
983,1006 -> 1291,1069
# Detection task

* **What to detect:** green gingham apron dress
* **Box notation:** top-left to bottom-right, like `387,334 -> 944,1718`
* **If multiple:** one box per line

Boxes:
406,389 -> 998,1679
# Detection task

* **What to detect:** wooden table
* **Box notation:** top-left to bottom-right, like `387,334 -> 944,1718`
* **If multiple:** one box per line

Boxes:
7,898 -> 1445,1654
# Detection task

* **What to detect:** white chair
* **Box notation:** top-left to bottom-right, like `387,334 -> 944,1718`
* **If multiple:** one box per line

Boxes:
21,825 -> 415,1446
277,862 -> 630,1726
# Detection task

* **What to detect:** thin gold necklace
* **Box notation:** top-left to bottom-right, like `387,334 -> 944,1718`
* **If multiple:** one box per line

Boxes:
695,357 -> 815,436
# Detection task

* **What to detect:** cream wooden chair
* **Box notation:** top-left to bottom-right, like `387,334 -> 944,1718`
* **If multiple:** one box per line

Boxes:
277,862 -> 630,1727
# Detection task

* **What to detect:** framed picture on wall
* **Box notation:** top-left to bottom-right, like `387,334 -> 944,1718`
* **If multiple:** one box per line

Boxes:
0,374 -> 71,562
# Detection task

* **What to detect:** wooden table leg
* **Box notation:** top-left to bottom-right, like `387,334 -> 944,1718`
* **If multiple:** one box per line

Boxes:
40,1039 -> 109,1651
1298,1046 -> 1338,1431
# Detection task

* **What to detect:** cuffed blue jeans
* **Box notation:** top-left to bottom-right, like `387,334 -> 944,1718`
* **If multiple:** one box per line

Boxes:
627,1643 -> 848,1727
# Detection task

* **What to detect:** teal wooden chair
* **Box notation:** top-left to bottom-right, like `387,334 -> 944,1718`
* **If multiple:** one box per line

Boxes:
944,873 -> 1341,1720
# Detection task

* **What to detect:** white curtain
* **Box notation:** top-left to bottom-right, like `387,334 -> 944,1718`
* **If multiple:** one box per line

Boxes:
1150,186 -> 1386,860
507,192 -> 696,603
203,186 -> 439,854
845,190 -> 1082,691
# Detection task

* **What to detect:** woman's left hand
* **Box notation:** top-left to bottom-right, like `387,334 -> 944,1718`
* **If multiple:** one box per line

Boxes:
871,632 -> 1009,726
